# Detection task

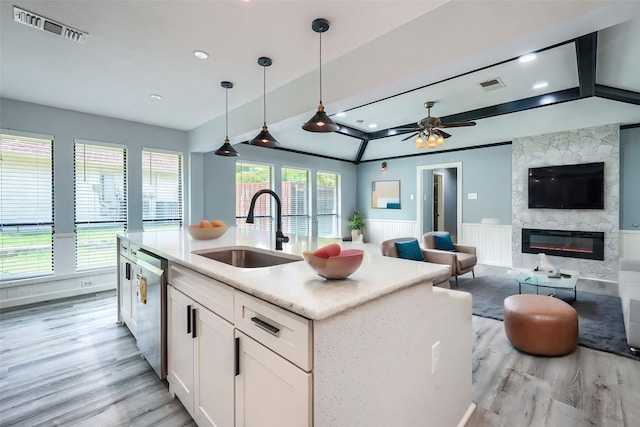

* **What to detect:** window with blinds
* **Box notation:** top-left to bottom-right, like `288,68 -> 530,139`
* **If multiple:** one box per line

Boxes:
236,162 -> 273,231
142,150 -> 183,231
1,133 -> 54,280
74,141 -> 126,271
317,171 -> 341,237
281,167 -> 310,236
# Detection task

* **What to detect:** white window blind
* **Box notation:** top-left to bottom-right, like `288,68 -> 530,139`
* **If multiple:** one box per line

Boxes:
142,150 -> 182,230
74,142 -> 126,271
236,161 -> 273,231
317,171 -> 341,237
281,167 -> 310,236
1,133 -> 54,280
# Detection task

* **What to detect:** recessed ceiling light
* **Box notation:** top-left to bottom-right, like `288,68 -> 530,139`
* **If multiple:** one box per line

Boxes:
368,123 -> 378,129
532,81 -> 548,90
335,112 -> 346,117
519,53 -> 537,63
193,50 -> 209,60
149,94 -> 162,100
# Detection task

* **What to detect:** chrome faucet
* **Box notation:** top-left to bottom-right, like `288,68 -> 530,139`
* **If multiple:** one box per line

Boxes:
246,189 -> 289,251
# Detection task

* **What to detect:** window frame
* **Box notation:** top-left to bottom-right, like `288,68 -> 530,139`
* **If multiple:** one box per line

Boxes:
316,170 -> 341,238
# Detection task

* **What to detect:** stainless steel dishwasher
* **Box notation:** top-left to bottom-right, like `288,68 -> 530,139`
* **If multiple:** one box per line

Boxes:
134,246 -> 168,379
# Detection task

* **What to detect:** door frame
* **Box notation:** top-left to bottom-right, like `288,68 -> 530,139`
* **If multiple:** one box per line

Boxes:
416,162 -> 462,241
432,172 -> 444,231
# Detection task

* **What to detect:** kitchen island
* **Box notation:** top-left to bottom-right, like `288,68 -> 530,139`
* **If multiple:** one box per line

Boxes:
118,228 -> 473,427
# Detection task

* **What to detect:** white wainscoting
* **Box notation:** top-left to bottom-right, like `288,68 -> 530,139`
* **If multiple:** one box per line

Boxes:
460,223 -> 513,267
0,270 -> 116,309
364,219 -> 419,245
620,230 -> 640,259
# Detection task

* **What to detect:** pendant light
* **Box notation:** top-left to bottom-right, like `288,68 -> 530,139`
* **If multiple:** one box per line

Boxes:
214,81 -> 240,157
250,57 -> 279,147
302,18 -> 339,133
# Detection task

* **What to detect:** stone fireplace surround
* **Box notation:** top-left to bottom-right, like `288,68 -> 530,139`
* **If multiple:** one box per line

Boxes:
512,124 -> 619,282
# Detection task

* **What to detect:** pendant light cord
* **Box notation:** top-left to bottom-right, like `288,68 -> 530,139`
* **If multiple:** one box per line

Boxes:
225,87 -> 229,138
319,31 -> 323,103
263,66 -> 267,124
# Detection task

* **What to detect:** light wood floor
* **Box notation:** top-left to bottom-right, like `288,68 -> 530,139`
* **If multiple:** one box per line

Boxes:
1,291 -> 638,426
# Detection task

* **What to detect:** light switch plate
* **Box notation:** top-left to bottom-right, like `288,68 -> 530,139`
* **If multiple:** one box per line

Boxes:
468,193 -> 478,200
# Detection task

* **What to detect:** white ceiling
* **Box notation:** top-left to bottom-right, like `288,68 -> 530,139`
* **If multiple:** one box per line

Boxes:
1,0 -> 640,162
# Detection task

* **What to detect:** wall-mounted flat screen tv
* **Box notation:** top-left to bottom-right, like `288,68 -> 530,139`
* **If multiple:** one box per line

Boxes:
528,162 -> 604,209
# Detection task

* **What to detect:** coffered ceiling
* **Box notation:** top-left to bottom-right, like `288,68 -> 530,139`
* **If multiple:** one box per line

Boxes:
1,1 -> 639,163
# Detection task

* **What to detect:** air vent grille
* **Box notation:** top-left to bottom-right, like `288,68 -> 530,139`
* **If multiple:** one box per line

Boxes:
13,6 -> 88,43
479,77 -> 506,91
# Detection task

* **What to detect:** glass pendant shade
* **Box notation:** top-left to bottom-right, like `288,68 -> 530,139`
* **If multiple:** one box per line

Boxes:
415,135 -> 425,149
302,102 -> 339,132
427,133 -> 438,148
215,138 -> 239,157
436,135 -> 445,146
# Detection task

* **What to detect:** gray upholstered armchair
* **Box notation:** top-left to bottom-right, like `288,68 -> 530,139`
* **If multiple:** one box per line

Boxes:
422,232 -> 477,287
380,237 -> 451,288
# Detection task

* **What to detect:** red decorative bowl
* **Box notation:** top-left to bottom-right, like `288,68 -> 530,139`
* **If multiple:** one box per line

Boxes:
302,248 -> 364,280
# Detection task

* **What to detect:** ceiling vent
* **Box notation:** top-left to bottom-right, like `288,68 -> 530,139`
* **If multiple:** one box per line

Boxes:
479,77 -> 506,91
13,6 -> 88,43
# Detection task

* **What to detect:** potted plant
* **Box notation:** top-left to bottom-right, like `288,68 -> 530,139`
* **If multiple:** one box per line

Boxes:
348,210 -> 365,243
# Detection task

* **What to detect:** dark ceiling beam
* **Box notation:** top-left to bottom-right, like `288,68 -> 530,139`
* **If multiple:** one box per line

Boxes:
335,124 -> 370,140
354,139 -> 369,164
359,141 -> 513,163
595,84 -> 640,105
239,142 -> 353,163
575,32 -> 597,97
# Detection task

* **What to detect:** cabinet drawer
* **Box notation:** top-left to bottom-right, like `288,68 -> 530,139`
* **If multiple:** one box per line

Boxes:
119,238 -> 129,255
169,264 -> 234,322
234,292 -> 312,371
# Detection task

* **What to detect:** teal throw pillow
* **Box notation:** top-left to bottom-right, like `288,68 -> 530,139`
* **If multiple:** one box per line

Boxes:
395,240 -> 425,261
433,233 -> 455,251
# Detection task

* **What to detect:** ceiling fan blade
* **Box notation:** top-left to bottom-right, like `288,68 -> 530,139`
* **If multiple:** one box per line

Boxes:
435,129 -> 451,139
401,132 -> 419,141
439,121 -> 476,128
393,127 -> 422,131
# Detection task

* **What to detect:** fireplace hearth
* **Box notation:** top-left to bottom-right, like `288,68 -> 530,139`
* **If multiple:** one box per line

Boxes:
522,228 -> 605,261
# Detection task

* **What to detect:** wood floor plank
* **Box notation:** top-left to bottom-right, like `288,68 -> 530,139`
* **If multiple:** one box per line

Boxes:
1,289 -> 637,427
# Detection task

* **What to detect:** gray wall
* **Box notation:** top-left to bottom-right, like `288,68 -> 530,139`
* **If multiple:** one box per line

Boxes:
200,143 -> 358,237
620,127 -> 640,231
357,144 -> 513,224
0,98 -> 189,233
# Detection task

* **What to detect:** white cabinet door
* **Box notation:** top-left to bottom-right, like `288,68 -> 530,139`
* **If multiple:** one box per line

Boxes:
193,304 -> 235,427
119,256 -> 136,336
167,286 -> 195,408
235,330 -> 312,427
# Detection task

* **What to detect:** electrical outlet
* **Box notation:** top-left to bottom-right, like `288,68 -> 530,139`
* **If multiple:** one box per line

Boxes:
432,341 -> 440,375
81,280 -> 93,288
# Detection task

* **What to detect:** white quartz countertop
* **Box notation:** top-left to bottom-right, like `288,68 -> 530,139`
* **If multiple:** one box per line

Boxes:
121,228 -> 448,321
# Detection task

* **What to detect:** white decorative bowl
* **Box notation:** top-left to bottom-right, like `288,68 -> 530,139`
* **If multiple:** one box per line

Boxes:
187,224 -> 228,240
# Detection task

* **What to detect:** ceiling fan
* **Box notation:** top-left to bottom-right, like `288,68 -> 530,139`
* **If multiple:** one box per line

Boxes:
397,101 -> 476,148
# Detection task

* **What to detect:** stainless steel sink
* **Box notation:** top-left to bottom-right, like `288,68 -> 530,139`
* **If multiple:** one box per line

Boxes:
192,246 -> 302,268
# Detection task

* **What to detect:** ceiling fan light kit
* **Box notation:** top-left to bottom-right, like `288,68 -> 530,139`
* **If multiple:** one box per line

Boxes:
401,101 -> 476,149
302,18 -> 339,133
214,81 -> 240,157
250,57 -> 279,148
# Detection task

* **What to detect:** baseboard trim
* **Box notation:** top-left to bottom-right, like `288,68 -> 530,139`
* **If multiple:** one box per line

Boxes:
0,283 -> 115,310
458,403 -> 477,427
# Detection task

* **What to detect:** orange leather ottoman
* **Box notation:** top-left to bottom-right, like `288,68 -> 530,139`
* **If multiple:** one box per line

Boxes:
503,294 -> 578,356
